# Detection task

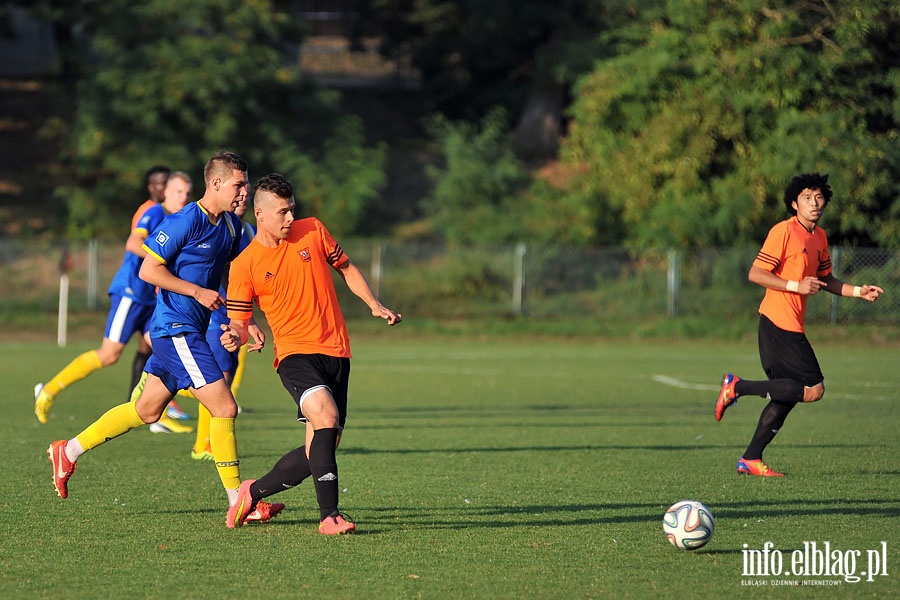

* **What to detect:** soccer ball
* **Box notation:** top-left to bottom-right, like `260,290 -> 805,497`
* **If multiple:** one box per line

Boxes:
663,500 -> 715,550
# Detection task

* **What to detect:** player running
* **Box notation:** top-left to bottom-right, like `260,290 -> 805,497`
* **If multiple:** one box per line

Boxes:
221,173 -> 401,534
47,151 -> 259,528
714,173 -> 883,476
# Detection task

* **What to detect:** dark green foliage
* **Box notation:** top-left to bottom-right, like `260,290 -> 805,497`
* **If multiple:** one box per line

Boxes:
424,109 -> 530,243
374,0 -> 609,119
564,0 -> 900,248
36,0 -> 385,240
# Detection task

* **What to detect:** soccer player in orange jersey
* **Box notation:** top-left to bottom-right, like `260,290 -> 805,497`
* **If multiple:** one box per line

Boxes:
222,172 -> 401,534
714,173 -> 883,476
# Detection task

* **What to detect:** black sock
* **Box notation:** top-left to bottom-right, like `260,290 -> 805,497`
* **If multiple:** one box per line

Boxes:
308,428 -> 340,520
735,378 -> 804,403
743,400 -> 797,460
129,351 -> 151,399
251,446 -> 312,501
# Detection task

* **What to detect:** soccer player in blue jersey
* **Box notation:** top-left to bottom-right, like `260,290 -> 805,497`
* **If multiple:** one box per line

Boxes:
33,170 -> 190,424
47,151 -> 259,528
186,199 -> 262,453
128,165 -> 172,393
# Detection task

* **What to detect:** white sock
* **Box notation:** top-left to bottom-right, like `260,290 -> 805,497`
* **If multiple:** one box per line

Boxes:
65,438 -> 84,463
226,487 -> 239,506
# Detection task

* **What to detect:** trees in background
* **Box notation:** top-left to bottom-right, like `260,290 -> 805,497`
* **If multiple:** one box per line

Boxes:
27,0 -> 385,240
400,0 -> 900,247
560,0 -> 900,248
13,0 -> 900,248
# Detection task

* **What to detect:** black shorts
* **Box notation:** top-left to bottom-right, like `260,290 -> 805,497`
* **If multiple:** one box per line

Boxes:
276,354 -> 350,428
757,314 -> 823,387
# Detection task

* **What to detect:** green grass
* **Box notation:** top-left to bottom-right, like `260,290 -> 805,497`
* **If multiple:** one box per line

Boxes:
1,334 -> 897,598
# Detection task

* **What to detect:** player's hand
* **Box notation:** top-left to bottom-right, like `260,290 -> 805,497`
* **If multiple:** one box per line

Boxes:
247,323 -> 266,352
799,277 -> 826,295
195,287 -> 224,310
220,324 -> 241,352
860,284 -> 884,302
372,304 -> 402,326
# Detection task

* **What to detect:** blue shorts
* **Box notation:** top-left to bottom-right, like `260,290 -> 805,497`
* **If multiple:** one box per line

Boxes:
146,332 -> 225,394
206,325 -> 239,375
104,294 -> 154,344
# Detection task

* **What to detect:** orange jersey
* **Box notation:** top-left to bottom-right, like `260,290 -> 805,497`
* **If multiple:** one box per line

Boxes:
753,216 -> 832,333
226,217 -> 351,367
131,199 -> 156,230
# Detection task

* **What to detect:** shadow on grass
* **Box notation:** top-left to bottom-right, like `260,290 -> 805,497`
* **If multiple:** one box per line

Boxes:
340,442 -> 880,455
254,497 -> 899,533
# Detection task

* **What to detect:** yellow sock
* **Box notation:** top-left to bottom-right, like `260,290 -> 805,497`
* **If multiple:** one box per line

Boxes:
176,388 -> 195,399
209,417 -> 240,490
194,403 -> 211,452
44,350 -> 103,398
129,371 -> 148,403
231,345 -> 249,399
75,402 -> 146,451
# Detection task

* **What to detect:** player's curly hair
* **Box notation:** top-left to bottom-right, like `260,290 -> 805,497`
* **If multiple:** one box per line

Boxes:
783,173 -> 832,215
255,173 -> 294,200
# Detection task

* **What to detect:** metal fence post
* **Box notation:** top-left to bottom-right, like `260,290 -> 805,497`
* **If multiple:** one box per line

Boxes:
667,248 -> 681,317
87,239 -> 99,310
371,241 -> 383,299
513,242 -> 527,316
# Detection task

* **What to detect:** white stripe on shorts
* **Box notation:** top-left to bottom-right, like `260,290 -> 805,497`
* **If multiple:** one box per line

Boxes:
297,385 -> 331,421
108,296 -> 133,343
173,334 -> 207,388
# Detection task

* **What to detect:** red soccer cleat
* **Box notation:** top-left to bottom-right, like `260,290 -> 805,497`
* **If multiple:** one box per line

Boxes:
715,373 -> 741,421
319,512 -> 355,535
245,501 -> 285,523
226,479 -> 256,528
48,440 -> 76,498
736,457 -> 785,477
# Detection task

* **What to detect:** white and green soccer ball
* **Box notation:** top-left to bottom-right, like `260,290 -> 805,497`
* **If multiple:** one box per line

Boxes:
663,500 -> 715,550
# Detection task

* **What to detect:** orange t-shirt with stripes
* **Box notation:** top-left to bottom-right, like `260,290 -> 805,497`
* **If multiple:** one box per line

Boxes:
753,216 -> 832,333
226,217 -> 351,368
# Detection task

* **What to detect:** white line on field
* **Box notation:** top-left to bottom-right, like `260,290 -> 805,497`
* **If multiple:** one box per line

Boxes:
653,374 -> 893,401
652,375 -> 718,391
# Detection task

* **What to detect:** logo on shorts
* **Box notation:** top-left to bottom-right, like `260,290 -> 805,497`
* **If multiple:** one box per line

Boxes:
299,248 -> 312,262
265,271 -> 275,280
156,231 -> 169,245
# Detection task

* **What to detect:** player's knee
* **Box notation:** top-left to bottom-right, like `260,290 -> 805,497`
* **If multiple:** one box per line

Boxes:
302,399 -> 338,428
97,346 -> 124,366
803,384 -> 824,403
135,404 -> 164,423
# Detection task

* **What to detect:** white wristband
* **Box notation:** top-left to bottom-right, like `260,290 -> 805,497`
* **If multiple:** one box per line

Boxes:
852,286 -> 862,298
785,280 -> 800,293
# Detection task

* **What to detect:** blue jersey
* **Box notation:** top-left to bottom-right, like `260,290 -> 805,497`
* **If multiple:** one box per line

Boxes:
107,203 -> 167,304
142,201 -> 243,338
207,220 -> 256,331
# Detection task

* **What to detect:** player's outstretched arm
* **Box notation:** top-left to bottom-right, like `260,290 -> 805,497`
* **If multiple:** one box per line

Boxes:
336,260 -> 402,325
820,274 -> 884,301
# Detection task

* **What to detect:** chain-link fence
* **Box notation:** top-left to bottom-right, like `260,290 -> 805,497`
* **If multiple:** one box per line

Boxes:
2,239 -> 897,324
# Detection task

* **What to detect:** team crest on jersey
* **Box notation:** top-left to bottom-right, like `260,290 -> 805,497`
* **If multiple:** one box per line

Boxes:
299,248 -> 312,262
156,231 -> 169,246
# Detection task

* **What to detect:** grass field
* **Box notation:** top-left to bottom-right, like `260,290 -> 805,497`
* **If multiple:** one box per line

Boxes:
1,332 -> 897,599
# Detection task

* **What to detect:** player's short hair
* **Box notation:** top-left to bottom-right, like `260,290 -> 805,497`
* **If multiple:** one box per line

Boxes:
255,173 -> 293,200
783,172 -> 832,215
204,151 -> 248,185
145,165 -> 171,185
167,171 -> 192,186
